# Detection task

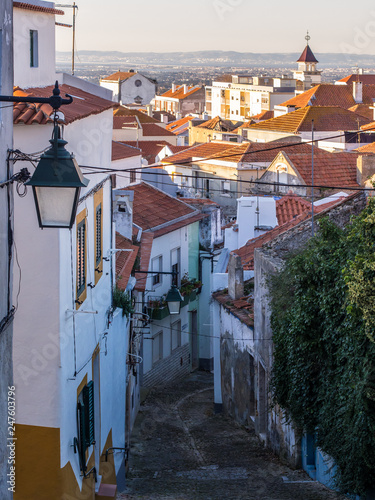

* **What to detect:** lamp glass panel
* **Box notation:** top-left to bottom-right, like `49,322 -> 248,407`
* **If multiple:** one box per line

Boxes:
167,301 -> 180,315
35,186 -> 77,227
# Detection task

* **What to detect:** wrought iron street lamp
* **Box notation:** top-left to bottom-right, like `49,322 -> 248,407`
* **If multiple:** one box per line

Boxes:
133,270 -> 184,315
0,81 -> 88,229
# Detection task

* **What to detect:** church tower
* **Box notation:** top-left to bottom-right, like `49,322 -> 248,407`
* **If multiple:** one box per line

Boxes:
293,32 -> 322,93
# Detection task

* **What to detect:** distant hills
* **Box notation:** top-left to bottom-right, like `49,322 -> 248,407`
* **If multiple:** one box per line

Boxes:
56,50 -> 375,68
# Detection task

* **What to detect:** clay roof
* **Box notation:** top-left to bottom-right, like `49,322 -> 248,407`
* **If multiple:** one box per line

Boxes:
162,140 -> 324,166
113,116 -> 139,129
353,142 -> 375,153
135,232 -> 154,292
101,71 -> 137,82
297,45 -> 319,63
113,106 -> 159,123
360,121 -> 375,131
182,198 -> 220,207
196,116 -> 241,132
13,85 -> 114,125
166,116 -> 195,133
122,182 -> 206,237
233,195 -> 355,270
115,233 -> 139,291
246,106 -> 370,134
212,286 -> 254,327
276,194 -> 312,225
141,123 -> 176,137
120,140 -> 172,164
338,74 -> 375,85
250,110 -> 274,121
153,111 -> 176,122
348,104 -> 373,120
268,150 -> 359,188
13,2 -> 64,15
112,141 -> 141,161
161,85 -> 203,100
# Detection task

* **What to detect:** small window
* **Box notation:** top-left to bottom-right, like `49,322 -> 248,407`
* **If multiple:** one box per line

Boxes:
171,248 -> 181,287
135,79 -> 142,87
221,180 -> 231,194
76,211 -> 87,307
30,30 -> 38,68
152,331 -> 163,364
151,255 -> 162,287
171,320 -> 181,351
130,169 -> 136,183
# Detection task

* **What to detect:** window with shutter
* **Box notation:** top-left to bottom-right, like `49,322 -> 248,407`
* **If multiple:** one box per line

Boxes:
77,220 -> 86,299
30,30 -> 38,68
94,189 -> 103,284
76,381 -> 95,473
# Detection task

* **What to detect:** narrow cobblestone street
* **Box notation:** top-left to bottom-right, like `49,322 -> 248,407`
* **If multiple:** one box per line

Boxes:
118,372 -> 346,500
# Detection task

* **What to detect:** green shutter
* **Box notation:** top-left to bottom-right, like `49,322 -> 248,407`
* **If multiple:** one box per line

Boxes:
83,381 -> 95,447
77,401 -> 87,471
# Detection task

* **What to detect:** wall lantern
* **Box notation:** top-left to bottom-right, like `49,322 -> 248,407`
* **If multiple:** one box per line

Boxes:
0,81 -> 88,229
25,125 -> 88,228
165,284 -> 184,315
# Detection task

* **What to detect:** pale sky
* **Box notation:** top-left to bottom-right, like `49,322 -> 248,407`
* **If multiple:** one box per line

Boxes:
55,0 -> 375,55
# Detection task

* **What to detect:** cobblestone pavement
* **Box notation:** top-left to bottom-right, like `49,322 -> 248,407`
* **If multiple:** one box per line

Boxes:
117,372 -> 347,500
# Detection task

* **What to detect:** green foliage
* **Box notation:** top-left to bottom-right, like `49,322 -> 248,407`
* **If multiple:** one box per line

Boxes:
269,203 -> 375,496
113,286 -> 133,317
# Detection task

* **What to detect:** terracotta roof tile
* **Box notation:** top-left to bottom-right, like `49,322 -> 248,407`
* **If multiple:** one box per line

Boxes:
161,85 -> 203,100
246,106 -> 370,134
196,116 -> 242,131
166,116 -> 195,133
13,85 -> 114,125
13,2 -> 64,15
153,111 -> 176,122
120,140 -> 172,164
233,194 -> 357,270
354,141 -> 375,153
101,71 -> 137,82
112,141 -> 141,161
276,194 -> 312,225
113,116 -> 138,129
135,232 -> 154,292
115,233 -> 139,291
122,182 -> 197,230
212,288 -> 254,327
361,120 -> 375,131
275,149 -> 359,188
113,106 -> 159,123
338,74 -> 375,85
348,103 -> 373,120
141,123 -> 176,137
152,213 -> 207,238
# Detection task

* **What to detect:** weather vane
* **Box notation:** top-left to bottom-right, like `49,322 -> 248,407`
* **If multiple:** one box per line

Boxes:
305,30 -> 311,45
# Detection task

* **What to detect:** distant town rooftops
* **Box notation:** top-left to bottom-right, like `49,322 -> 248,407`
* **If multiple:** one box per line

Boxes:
101,70 -> 138,82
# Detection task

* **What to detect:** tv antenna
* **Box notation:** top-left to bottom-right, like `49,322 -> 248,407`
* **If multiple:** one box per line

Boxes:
56,2 -> 78,75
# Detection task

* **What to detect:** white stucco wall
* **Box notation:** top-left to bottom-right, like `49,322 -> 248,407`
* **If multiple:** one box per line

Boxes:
111,154 -> 143,188
13,4 -> 57,88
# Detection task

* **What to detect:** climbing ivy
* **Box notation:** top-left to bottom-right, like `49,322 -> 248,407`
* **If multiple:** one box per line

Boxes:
269,201 -> 375,496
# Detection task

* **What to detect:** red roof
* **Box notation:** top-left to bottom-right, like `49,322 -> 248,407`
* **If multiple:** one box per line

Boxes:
233,194 -> 355,270
338,74 -> 375,85
120,140 -> 172,164
246,106 -> 370,134
276,194 -> 312,225
112,141 -> 141,161
101,71 -> 137,82
115,233 -> 139,291
196,116 -> 240,131
113,116 -> 139,129
354,142 -> 375,153
166,116 -> 195,134
161,85 -> 203,100
297,45 -> 319,63
122,182 -> 206,237
13,2 -> 64,15
141,123 -> 176,137
13,85 -> 114,125
269,150 -> 359,188
114,106 -> 159,123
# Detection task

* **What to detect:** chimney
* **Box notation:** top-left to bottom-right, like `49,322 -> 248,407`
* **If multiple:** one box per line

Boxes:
172,83 -> 176,92
353,81 -> 363,104
176,112 -> 182,120
112,190 -> 134,240
183,84 -> 188,94
146,104 -> 153,116
228,253 -> 244,300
